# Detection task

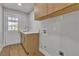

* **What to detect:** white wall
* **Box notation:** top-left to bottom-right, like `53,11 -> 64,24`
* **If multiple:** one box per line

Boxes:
29,10 -> 41,32
0,5 -> 3,47
40,10 -> 79,56
4,8 -> 29,32
40,16 -> 62,56
60,10 -> 79,56
3,8 -> 29,46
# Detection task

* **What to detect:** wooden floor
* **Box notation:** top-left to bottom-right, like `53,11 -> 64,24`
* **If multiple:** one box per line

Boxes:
0,44 -> 43,56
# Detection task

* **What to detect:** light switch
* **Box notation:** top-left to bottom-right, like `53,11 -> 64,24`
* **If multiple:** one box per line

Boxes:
43,30 -> 47,34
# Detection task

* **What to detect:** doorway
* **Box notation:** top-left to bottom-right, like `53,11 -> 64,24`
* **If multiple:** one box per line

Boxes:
3,8 -> 21,46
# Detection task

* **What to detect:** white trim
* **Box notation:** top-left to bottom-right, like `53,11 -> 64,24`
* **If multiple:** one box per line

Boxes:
39,48 -> 51,56
0,46 -> 3,53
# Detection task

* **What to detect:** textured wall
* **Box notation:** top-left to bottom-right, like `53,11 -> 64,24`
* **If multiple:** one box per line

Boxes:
40,10 -> 79,56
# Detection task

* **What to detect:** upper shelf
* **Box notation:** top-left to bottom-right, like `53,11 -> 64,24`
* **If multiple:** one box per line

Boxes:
35,3 -> 79,21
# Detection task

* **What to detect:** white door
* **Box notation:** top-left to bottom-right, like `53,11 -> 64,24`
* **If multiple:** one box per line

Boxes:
4,10 -> 21,46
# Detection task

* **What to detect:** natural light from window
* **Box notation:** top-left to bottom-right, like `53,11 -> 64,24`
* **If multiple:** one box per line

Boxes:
8,16 -> 18,31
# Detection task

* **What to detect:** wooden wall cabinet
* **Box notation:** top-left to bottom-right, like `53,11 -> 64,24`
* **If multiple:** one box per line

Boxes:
35,3 -> 78,20
47,3 -> 72,14
47,3 -> 56,14
35,3 -> 48,19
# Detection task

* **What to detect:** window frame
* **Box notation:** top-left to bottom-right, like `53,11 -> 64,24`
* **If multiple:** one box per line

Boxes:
8,16 -> 19,32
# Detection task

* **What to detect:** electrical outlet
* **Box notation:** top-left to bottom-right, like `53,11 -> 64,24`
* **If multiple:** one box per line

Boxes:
59,50 -> 64,56
44,45 -> 46,48
43,30 -> 46,34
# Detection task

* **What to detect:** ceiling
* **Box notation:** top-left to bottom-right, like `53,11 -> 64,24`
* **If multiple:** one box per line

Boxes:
2,3 -> 34,13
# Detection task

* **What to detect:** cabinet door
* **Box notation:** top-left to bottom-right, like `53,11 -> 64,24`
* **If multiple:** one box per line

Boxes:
23,34 -> 39,55
35,3 -> 48,19
47,3 -> 72,15
55,3 -> 72,11
21,33 -> 25,46
47,4 -> 56,14
35,3 -> 72,18
24,35 -> 30,52
24,34 -> 35,55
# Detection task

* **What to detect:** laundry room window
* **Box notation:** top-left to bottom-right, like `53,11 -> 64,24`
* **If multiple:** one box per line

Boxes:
8,16 -> 18,32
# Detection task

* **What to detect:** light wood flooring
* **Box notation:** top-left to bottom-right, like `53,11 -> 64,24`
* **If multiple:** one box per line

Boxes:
0,44 -> 43,56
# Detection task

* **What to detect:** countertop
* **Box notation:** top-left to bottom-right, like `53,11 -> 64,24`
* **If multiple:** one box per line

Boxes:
21,31 -> 39,34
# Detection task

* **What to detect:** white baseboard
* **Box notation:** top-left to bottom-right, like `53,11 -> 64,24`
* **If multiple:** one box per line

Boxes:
39,48 -> 51,56
0,46 -> 3,53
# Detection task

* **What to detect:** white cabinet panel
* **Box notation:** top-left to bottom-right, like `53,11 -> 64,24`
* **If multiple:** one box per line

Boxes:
40,16 -> 62,56
60,10 -> 79,56
39,22 -> 47,51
